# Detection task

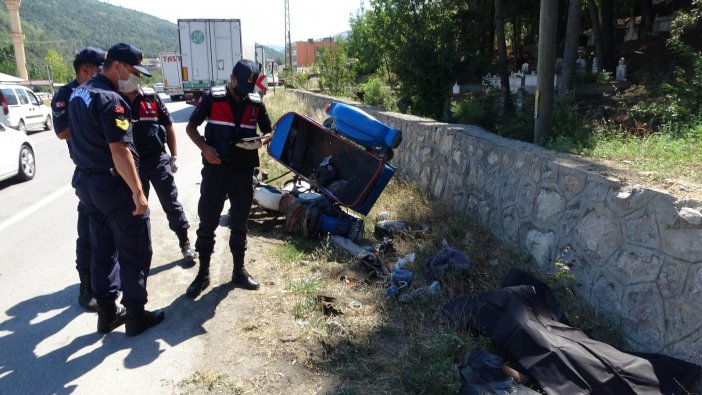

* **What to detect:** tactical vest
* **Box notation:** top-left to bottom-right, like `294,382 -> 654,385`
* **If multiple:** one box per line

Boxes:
204,91 -> 263,168
132,93 -> 167,157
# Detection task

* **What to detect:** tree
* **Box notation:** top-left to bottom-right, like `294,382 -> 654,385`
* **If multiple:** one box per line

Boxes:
44,49 -> 72,83
317,39 -> 355,97
495,0 -> 513,113
534,0 -> 559,145
0,45 -> 17,76
559,0 -> 582,95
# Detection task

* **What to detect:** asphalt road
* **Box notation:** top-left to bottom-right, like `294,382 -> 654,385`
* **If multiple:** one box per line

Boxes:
0,96 -> 212,394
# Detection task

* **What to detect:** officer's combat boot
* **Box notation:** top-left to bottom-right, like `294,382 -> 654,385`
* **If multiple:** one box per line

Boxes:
97,300 -> 126,334
125,307 -> 165,337
176,230 -> 198,262
232,254 -> 259,290
78,272 -> 97,311
185,255 -> 211,298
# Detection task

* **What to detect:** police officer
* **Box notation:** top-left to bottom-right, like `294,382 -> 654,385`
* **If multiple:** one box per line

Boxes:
185,59 -> 273,298
68,43 -> 164,336
52,46 -> 106,311
122,85 -> 197,262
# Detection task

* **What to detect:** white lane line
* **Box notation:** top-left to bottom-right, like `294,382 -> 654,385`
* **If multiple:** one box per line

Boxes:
0,185 -> 72,233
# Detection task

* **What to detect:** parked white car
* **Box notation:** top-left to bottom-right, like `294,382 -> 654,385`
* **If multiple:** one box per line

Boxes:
153,82 -> 164,93
0,121 -> 35,182
0,84 -> 53,134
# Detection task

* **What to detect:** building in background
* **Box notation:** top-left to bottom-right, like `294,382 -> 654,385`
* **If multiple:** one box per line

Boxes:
294,38 -> 336,67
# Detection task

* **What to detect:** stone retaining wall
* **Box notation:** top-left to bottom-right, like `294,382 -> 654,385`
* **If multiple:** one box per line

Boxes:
288,90 -> 702,364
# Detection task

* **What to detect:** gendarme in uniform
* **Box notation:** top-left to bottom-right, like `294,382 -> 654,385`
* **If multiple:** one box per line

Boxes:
68,42 -> 164,337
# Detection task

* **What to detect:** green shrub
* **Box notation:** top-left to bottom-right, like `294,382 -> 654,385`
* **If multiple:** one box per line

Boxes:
359,76 -> 398,110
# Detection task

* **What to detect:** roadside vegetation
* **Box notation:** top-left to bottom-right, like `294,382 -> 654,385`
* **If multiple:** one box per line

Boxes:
284,1 -> 702,188
178,91 -> 622,394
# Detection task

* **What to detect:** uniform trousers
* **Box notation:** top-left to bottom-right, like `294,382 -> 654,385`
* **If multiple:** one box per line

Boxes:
194,163 -> 254,258
73,170 -> 152,309
138,152 -> 189,234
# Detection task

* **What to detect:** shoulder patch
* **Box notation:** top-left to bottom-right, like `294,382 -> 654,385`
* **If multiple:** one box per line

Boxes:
246,93 -> 262,104
116,117 -> 130,131
114,104 -> 125,114
55,101 -> 66,108
211,87 -> 226,98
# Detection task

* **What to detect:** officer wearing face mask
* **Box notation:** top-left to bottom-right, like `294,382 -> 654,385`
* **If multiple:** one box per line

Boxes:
184,59 -> 273,298
121,79 -> 197,263
67,43 -> 164,337
51,46 -> 106,312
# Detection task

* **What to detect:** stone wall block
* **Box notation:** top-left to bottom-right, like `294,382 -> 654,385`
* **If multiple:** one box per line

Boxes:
432,174 -> 446,199
679,207 -> 702,226
622,208 -> 660,249
574,205 -> 623,263
559,243 -> 595,299
517,179 -> 537,219
535,186 -> 567,225
584,175 -> 614,202
621,282 -> 666,353
559,200 -> 582,236
484,166 -> 504,203
477,199 -> 492,228
502,205 -> 520,242
467,157 -> 486,194
591,273 -> 624,326
501,149 -> 514,169
665,297 -> 702,347
666,330 -> 702,366
502,171 -> 521,207
610,249 -> 663,285
658,258 -> 691,299
606,186 -> 658,217
437,126 -> 457,156
559,170 -> 587,201
525,227 -> 558,271
541,162 -> 559,183
659,226 -> 702,263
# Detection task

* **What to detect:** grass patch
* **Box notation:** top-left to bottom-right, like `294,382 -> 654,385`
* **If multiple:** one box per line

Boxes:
176,369 -> 242,395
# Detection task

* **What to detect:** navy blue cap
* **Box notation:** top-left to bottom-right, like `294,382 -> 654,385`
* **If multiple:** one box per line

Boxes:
74,46 -> 106,67
232,59 -> 259,95
107,42 -> 152,77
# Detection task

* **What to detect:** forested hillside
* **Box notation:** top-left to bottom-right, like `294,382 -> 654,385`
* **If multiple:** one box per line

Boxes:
0,0 -> 178,66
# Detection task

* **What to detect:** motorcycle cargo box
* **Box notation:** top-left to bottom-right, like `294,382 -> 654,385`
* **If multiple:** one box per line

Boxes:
268,111 -> 395,216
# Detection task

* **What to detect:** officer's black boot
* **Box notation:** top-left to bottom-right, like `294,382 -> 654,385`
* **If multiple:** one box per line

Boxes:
176,230 -> 198,262
125,307 -> 165,337
186,255 -> 211,298
232,255 -> 259,290
78,273 -> 97,311
97,301 -> 126,334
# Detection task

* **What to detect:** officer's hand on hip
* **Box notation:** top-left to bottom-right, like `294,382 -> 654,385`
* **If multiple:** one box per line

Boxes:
170,155 -> 179,173
202,145 -> 222,164
132,191 -> 149,216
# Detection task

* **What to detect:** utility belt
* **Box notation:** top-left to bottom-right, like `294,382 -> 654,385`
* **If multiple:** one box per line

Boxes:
77,167 -> 118,177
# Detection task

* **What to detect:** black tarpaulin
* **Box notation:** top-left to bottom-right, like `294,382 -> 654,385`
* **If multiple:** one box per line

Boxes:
444,268 -> 701,395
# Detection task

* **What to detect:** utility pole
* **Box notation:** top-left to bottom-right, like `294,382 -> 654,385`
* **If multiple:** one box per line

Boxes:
533,0 -> 558,145
284,0 -> 292,73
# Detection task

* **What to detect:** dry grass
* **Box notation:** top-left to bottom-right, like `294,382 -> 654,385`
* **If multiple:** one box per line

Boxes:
235,91 -> 625,394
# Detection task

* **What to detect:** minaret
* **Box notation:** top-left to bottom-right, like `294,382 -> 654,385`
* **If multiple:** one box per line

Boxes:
4,0 -> 29,80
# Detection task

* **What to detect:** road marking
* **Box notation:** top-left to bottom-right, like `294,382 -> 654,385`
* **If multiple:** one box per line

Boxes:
0,185 -> 72,233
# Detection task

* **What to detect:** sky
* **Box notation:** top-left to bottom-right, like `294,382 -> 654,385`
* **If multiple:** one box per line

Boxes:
100,0 -> 365,48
